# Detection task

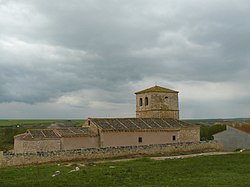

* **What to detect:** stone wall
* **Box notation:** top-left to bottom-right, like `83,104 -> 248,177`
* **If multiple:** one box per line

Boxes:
61,136 -> 99,150
179,127 -> 200,142
136,92 -> 179,119
0,141 -> 223,168
14,138 -> 61,154
136,110 -> 179,119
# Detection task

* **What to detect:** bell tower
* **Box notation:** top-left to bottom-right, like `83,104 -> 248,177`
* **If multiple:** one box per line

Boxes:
135,85 -> 179,119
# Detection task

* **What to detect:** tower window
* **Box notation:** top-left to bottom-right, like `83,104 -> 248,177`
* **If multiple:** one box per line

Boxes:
145,97 -> 148,106
88,121 -> 91,126
138,137 -> 142,143
139,98 -> 143,106
172,135 -> 176,141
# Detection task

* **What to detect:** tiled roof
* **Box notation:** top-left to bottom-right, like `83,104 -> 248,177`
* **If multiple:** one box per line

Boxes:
15,127 -> 97,140
29,129 -> 58,138
56,128 -> 96,137
135,86 -> 178,94
90,118 -> 195,131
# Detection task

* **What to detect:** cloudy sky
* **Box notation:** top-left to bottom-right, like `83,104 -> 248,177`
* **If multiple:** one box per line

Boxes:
0,0 -> 250,119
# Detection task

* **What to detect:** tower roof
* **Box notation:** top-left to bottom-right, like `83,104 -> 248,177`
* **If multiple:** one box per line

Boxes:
135,85 -> 178,94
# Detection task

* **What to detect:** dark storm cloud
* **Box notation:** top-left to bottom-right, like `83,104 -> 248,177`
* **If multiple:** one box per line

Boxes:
0,0 -> 250,118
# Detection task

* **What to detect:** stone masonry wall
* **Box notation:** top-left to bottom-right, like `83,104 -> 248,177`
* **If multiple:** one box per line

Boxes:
179,127 -> 200,142
14,139 -> 61,154
0,141 -> 223,168
61,136 -> 99,150
136,110 -> 179,119
136,92 -> 179,119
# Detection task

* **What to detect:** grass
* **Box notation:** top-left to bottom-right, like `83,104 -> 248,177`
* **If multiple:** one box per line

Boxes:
0,120 -> 85,127
1,152 -> 250,186
0,120 -> 55,127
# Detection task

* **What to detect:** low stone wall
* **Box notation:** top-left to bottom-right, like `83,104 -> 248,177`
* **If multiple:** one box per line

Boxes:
0,141 -> 223,168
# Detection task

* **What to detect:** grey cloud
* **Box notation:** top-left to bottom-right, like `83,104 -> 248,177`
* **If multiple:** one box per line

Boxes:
0,0 -> 250,118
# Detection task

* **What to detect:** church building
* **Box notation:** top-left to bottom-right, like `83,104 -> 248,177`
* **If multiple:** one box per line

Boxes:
14,86 -> 200,153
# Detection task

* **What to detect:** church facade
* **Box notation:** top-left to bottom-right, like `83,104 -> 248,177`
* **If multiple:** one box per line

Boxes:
14,86 -> 200,153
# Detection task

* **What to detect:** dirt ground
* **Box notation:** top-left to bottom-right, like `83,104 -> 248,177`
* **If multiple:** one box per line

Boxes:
66,152 -> 236,167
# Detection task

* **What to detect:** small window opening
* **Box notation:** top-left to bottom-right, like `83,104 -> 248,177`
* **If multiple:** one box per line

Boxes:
172,135 -> 176,141
165,96 -> 168,99
88,121 -> 91,126
139,98 -> 143,106
145,97 -> 148,106
138,137 -> 142,143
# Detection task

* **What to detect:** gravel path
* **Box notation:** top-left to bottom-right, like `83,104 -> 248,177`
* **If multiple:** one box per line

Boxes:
91,152 -> 236,165
151,152 -> 235,160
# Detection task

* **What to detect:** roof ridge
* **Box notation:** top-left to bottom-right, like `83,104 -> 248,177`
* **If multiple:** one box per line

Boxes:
135,85 -> 178,94
89,117 -> 180,120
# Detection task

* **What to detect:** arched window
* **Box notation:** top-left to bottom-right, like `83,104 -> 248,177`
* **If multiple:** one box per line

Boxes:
145,97 -> 148,106
139,98 -> 143,106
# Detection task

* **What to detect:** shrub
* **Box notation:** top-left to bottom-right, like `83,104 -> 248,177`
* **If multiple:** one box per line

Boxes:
0,127 -> 26,151
200,124 -> 226,141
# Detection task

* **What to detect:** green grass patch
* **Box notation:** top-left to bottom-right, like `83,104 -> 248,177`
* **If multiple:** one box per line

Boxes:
0,120 -> 56,127
0,120 -> 85,127
1,152 -> 250,186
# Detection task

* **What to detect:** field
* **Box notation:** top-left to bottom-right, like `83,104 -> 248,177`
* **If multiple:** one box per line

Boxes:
0,120 -> 85,127
1,151 -> 250,186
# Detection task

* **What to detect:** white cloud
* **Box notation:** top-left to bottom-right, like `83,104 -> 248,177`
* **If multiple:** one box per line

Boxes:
178,81 -> 249,101
0,37 -> 99,65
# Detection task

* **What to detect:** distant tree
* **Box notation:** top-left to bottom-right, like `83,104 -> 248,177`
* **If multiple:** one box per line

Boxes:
200,124 -> 226,141
0,127 -> 26,151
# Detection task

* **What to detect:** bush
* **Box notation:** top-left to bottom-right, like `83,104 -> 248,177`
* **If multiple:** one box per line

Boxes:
0,127 -> 26,151
200,124 -> 226,141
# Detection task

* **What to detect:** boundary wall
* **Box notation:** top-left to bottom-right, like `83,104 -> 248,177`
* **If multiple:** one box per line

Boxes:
0,141 -> 223,168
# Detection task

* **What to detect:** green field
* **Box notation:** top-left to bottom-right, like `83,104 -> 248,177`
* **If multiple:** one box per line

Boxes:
1,152 -> 250,186
0,120 -> 85,127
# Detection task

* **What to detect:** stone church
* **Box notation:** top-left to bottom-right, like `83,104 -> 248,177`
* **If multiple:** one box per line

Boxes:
14,86 -> 200,153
